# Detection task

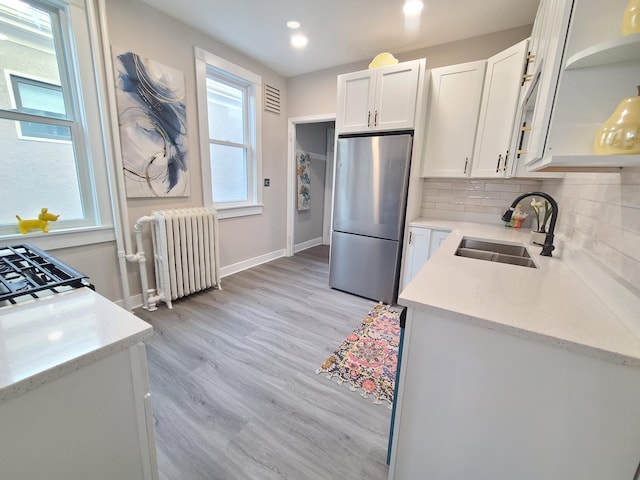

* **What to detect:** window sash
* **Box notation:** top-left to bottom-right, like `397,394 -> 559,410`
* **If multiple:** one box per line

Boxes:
206,67 -> 255,207
6,76 -> 72,140
0,0 -> 99,235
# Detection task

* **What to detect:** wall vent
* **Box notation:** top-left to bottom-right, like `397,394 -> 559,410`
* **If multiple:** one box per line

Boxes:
264,84 -> 281,114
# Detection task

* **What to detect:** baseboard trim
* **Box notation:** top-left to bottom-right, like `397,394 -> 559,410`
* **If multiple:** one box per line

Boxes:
220,249 -> 287,278
293,237 -> 323,254
120,250 -> 288,311
116,293 -> 144,312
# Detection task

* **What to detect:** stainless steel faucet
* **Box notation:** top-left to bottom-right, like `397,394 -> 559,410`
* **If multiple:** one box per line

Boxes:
501,192 -> 558,257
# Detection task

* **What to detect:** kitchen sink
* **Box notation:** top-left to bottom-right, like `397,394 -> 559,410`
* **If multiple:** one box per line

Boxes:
455,237 -> 537,269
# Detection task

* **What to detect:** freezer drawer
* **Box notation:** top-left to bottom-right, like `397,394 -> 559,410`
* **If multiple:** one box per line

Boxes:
329,231 -> 401,304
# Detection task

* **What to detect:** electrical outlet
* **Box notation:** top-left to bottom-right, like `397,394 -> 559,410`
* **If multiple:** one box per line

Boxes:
264,178 -> 270,187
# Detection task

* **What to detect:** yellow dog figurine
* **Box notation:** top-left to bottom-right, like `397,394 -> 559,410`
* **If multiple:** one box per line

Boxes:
16,208 -> 60,234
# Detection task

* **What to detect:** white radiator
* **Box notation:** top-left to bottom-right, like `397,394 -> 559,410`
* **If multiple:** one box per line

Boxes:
150,207 -> 221,309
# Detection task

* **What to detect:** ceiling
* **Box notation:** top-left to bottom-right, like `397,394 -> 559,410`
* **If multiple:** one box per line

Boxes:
140,0 -> 540,78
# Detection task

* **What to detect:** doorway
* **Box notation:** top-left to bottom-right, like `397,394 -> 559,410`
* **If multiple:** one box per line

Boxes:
286,115 -> 336,257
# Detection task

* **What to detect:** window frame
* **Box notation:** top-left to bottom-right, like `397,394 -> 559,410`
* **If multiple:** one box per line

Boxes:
195,46 -> 263,219
0,0 -> 116,248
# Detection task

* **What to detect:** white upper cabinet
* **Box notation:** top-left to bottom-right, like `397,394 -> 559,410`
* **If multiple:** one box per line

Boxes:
336,60 -> 423,133
471,39 -> 529,178
515,0 -> 574,168
522,0 -> 640,171
421,60 -> 486,177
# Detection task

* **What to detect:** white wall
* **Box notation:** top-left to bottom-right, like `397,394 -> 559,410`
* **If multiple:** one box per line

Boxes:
103,0 -> 289,300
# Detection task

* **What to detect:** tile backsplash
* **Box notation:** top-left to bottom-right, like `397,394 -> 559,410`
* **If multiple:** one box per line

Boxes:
542,169 -> 640,294
420,178 -> 544,225
420,170 -> 640,294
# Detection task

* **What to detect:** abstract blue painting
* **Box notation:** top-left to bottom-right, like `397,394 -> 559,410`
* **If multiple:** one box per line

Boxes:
113,47 -> 189,197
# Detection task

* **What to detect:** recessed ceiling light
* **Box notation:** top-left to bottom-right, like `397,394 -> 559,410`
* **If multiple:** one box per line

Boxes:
291,33 -> 308,49
403,0 -> 424,16
286,20 -> 300,29
0,33 -> 7,41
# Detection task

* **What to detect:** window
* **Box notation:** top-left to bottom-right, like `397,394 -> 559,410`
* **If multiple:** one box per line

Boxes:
195,47 -> 263,218
11,75 -> 71,141
0,0 -> 113,245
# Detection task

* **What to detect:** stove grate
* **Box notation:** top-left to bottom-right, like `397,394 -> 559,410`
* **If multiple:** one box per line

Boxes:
0,244 -> 91,306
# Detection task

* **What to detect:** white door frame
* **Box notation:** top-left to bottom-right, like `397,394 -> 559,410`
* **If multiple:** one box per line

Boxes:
322,127 -> 335,245
286,113 -> 336,257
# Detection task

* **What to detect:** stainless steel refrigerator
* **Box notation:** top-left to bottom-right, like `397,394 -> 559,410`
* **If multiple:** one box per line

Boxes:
329,132 -> 413,304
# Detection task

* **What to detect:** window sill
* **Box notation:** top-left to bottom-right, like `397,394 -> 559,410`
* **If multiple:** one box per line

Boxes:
216,204 -> 263,219
0,225 -> 116,251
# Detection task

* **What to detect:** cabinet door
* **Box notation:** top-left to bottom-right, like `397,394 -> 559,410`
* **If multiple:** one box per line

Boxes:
336,70 -> 376,133
527,0 -> 552,77
0,344 -> 158,480
401,227 -> 431,291
421,61 -> 486,177
401,227 -> 451,291
428,229 -> 450,256
471,39 -> 529,178
518,0 -> 574,166
374,61 -> 421,131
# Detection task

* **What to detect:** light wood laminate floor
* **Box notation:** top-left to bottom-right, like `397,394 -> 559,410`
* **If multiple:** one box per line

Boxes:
136,246 -> 391,480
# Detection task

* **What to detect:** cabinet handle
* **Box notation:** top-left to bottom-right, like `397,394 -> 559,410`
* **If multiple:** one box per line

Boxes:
374,110 -> 378,126
516,121 -> 527,159
367,111 -> 371,127
408,231 -> 413,245
503,150 -> 509,172
464,157 -> 468,174
496,154 -> 502,173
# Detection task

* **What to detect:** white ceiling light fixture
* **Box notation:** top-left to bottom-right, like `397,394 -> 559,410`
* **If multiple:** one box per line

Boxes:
291,33 -> 308,49
0,33 -> 7,41
286,20 -> 300,29
403,0 -> 424,16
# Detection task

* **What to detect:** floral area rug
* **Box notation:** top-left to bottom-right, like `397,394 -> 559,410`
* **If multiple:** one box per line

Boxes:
316,304 -> 403,408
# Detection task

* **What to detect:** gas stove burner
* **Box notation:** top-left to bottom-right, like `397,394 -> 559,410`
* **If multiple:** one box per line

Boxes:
0,244 -> 92,307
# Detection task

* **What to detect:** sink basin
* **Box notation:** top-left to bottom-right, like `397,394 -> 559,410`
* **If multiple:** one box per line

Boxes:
455,237 -> 537,269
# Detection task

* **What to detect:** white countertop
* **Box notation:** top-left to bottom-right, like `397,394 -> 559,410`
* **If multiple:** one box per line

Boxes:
400,218 -> 640,367
0,288 -> 153,402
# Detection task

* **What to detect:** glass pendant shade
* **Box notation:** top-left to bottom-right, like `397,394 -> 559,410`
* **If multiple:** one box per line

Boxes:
594,86 -> 640,155
622,0 -> 640,35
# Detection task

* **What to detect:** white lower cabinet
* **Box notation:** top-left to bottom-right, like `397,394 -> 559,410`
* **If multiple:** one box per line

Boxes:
0,343 -> 158,480
401,227 -> 450,291
389,308 -> 640,479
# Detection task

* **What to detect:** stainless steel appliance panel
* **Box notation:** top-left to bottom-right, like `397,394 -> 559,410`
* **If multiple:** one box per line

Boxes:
329,231 -> 401,304
332,134 -> 412,241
